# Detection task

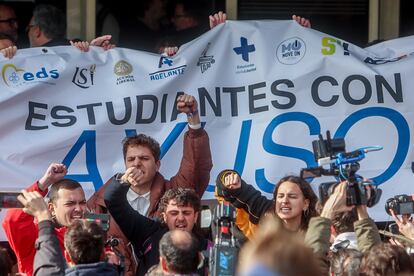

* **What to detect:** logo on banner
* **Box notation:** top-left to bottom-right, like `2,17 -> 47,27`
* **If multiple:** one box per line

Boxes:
364,55 -> 407,65
197,43 -> 215,73
233,37 -> 255,62
276,37 -> 306,65
1,64 -> 59,87
72,64 -> 96,89
233,37 -> 256,74
114,60 -> 135,85
321,37 -> 350,56
149,56 -> 186,81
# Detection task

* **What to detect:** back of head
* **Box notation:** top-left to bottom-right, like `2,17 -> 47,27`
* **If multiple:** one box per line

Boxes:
238,215 -> 322,276
360,243 -> 414,276
32,4 -> 66,40
330,248 -> 363,276
159,230 -> 200,274
64,220 -> 105,265
332,210 -> 358,234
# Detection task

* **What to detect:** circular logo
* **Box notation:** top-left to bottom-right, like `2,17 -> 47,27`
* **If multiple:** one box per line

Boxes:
114,60 -> 133,76
276,37 -> 306,65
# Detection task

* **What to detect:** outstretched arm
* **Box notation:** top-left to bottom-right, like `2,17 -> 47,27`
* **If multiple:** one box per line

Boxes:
168,94 -> 212,197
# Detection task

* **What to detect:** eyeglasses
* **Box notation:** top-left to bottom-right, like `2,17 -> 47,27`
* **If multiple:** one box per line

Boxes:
0,18 -> 18,26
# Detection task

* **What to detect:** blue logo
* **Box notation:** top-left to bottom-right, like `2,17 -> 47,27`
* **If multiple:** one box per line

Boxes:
149,56 -> 186,81
2,64 -> 59,87
233,37 -> 255,62
159,56 -> 173,68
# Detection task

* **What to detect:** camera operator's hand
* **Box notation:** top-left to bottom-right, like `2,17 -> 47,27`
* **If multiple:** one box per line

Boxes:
176,94 -> 200,127
38,163 -> 67,191
320,181 -> 354,220
121,167 -> 143,187
18,190 -> 51,222
390,209 -> 414,240
223,172 -> 241,190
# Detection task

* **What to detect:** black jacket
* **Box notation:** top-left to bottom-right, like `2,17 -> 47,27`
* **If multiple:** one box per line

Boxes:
104,179 -> 210,276
217,178 -> 273,224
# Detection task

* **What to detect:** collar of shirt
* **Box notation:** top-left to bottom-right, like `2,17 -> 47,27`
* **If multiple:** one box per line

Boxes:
126,188 -> 150,202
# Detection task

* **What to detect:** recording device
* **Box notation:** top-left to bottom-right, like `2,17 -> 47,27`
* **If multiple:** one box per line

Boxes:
84,212 -> 110,232
209,170 -> 239,276
0,192 -> 23,208
385,194 -> 414,215
300,131 -> 382,207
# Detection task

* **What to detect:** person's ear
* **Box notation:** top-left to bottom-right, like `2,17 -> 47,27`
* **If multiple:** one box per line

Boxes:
304,199 -> 310,210
48,202 -> 55,217
156,160 -> 161,171
162,212 -> 167,223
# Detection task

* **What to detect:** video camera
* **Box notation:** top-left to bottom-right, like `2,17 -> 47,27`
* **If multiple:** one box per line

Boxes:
209,170 -> 239,276
300,131 -> 382,207
385,194 -> 414,215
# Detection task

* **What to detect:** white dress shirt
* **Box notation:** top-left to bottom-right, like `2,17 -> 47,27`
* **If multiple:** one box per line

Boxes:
126,188 -> 151,216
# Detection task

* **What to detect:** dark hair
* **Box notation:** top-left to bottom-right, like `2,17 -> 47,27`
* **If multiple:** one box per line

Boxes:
48,179 -> 83,203
64,220 -> 105,265
332,210 -> 358,234
273,175 -> 318,231
0,247 -> 13,276
122,134 -> 160,162
360,243 -> 414,275
158,188 -> 200,215
330,248 -> 363,276
32,4 -> 66,40
159,230 -> 200,274
174,0 -> 203,20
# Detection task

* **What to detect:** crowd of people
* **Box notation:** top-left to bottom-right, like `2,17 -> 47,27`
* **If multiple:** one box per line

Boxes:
1,2 -> 413,276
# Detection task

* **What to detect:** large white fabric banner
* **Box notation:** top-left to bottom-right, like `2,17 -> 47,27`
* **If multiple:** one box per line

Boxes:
1,21 -> 413,235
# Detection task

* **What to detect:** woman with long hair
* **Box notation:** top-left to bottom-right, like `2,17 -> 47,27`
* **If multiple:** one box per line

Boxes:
217,171 -> 318,233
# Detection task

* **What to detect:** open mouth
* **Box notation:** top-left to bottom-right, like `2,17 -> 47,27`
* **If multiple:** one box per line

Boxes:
175,224 -> 187,229
279,207 -> 292,214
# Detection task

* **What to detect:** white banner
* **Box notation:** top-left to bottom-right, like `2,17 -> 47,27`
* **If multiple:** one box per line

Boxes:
1,21 -> 414,236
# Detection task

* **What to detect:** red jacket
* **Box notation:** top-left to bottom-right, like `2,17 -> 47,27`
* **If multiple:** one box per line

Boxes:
2,181 -> 67,276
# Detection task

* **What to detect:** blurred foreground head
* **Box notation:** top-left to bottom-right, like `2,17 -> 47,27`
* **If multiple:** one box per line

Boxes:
238,215 -> 321,276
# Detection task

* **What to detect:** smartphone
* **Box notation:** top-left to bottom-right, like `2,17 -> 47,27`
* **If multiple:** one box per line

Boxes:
0,192 -> 23,208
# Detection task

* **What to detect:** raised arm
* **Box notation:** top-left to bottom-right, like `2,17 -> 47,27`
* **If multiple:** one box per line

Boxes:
168,94 -> 213,197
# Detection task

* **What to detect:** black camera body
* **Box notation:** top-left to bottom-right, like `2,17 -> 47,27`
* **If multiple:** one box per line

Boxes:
385,194 -> 414,215
301,131 -> 382,207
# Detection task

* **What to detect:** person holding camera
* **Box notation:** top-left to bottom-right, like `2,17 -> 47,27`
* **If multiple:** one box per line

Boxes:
2,163 -> 88,276
304,181 -> 381,274
15,189 -> 118,275
217,170 -> 318,233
